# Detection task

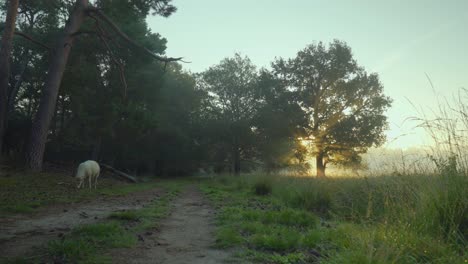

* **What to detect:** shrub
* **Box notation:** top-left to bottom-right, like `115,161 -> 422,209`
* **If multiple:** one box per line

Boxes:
253,177 -> 273,196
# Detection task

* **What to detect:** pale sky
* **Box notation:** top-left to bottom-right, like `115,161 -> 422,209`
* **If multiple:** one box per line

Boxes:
147,0 -> 468,149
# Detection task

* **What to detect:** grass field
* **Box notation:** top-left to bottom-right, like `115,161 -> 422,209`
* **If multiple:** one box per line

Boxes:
0,170 -> 465,263
1,165 -> 466,264
200,171 -> 467,264
0,170 -> 163,216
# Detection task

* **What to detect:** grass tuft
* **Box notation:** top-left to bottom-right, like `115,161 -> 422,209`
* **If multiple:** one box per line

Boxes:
216,227 -> 244,248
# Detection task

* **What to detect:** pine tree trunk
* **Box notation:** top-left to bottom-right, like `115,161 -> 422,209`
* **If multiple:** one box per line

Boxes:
316,151 -> 326,178
50,98 -> 59,138
26,87 -> 33,118
25,0 -> 88,171
0,0 -> 19,153
55,94 -> 66,153
59,95 -> 66,132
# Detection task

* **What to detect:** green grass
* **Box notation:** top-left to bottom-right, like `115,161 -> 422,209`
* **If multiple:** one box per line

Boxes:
47,221 -> 136,263
0,171 -> 163,217
242,250 -> 308,264
200,180 -> 323,263
1,169 -> 465,264
200,172 -> 467,264
216,226 -> 244,248
0,180 -> 183,264
45,181 -> 182,263
321,223 -> 465,264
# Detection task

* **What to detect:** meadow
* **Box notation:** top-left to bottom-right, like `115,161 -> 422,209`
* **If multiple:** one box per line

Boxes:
1,162 -> 466,263
200,170 -> 466,263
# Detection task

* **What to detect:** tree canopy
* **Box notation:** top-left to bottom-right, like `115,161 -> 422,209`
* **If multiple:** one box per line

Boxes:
196,54 -> 261,174
0,0 -> 391,177
272,40 -> 392,177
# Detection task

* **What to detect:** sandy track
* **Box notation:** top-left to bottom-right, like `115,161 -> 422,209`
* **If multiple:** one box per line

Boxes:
112,185 -> 234,264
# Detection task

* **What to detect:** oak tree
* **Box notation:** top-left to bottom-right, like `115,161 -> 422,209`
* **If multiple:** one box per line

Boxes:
272,40 -> 392,177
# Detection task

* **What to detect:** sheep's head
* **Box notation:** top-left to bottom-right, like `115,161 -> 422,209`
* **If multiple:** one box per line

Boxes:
74,163 -> 86,180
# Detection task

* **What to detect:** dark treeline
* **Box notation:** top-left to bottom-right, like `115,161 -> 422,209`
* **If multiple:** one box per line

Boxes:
0,0 -> 391,177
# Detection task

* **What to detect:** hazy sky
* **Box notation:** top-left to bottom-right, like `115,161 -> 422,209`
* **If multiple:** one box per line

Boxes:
147,0 -> 468,149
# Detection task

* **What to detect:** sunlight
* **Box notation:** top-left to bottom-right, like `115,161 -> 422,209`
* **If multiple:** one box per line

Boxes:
1,1 -> 466,263
298,137 -> 311,148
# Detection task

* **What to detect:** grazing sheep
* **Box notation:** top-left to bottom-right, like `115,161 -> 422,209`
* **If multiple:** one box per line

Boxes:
76,160 -> 100,189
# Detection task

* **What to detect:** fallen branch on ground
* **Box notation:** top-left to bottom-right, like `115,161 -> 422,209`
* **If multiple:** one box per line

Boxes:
100,163 -> 137,183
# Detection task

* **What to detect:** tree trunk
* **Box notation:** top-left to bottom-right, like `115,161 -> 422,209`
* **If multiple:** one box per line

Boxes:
50,96 -> 59,138
25,0 -> 88,171
316,151 -> 326,178
59,94 -> 66,132
232,135 -> 241,175
91,136 -> 101,161
56,94 -> 66,152
0,0 -> 19,153
233,148 -> 241,175
26,85 -> 33,118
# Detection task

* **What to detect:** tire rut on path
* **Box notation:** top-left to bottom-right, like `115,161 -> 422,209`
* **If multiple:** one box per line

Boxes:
112,185 -> 234,264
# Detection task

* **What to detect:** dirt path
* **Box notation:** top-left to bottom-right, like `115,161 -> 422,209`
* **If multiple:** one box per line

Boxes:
112,185 -> 234,264
0,188 -> 163,258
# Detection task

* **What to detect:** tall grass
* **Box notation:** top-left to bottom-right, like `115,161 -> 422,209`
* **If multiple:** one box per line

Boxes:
207,171 -> 466,262
410,87 -> 468,244
413,88 -> 468,174
215,170 -> 464,261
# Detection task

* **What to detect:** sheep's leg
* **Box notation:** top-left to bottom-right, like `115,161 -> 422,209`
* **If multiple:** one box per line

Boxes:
89,176 -> 92,189
94,174 -> 99,189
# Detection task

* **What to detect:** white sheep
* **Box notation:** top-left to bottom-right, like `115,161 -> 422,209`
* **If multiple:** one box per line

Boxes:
76,160 -> 100,189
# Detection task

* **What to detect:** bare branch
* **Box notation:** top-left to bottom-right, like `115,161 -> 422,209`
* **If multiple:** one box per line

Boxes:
13,31 -> 51,50
86,7 -> 186,63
